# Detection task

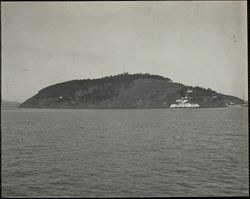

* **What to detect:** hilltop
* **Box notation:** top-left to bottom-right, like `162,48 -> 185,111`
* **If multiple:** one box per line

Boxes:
19,73 -> 244,108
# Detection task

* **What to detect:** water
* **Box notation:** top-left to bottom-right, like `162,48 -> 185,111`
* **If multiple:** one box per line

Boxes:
2,108 -> 249,197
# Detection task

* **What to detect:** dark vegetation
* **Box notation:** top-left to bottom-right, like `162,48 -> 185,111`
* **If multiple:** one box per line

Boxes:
20,73 -> 244,108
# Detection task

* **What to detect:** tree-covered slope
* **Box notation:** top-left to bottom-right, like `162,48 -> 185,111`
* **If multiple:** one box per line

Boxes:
19,73 -> 243,108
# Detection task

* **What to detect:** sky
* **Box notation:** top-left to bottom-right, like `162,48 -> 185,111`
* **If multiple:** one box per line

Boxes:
1,1 -> 248,102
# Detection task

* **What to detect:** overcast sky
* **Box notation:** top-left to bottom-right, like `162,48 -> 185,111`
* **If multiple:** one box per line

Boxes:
2,1 -> 247,102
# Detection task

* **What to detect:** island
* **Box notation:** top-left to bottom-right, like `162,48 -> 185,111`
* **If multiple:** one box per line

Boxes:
19,73 -> 244,108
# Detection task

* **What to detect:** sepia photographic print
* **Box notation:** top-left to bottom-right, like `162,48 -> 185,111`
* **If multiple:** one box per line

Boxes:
1,1 -> 248,197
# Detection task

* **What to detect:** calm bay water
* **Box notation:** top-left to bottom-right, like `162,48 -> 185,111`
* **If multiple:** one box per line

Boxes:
2,108 -> 249,197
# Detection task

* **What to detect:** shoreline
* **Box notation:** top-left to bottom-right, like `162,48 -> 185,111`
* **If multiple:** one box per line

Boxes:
2,106 -> 247,110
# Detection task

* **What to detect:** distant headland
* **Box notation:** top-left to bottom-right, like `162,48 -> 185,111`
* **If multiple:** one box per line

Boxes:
2,100 -> 21,108
19,73 -> 244,108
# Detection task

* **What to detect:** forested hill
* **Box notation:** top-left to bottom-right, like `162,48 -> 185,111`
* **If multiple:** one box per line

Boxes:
19,73 -> 244,108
